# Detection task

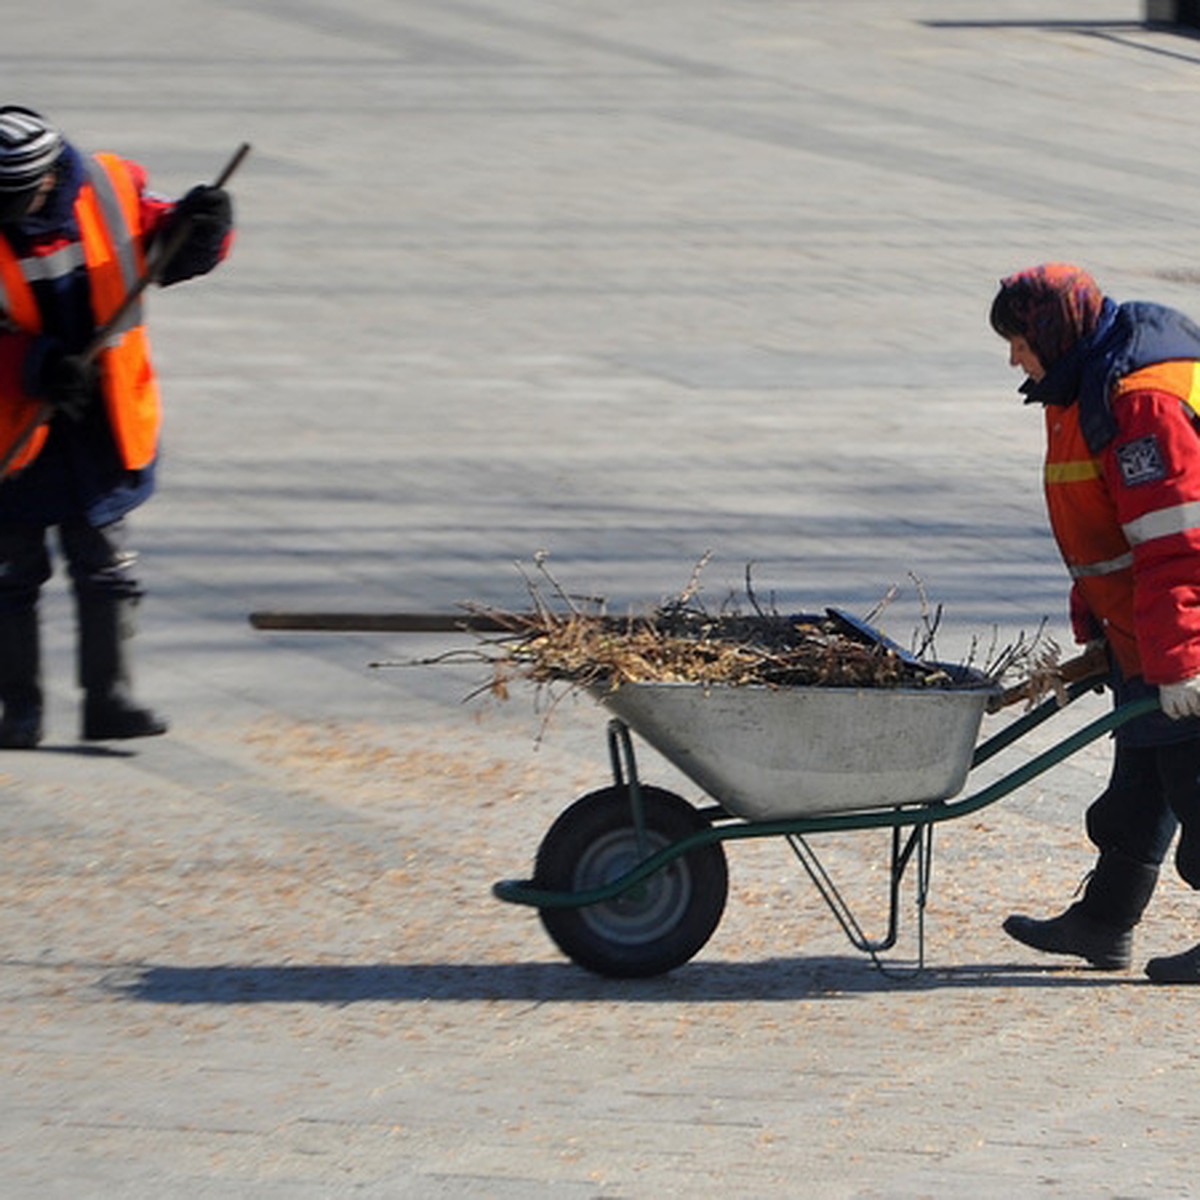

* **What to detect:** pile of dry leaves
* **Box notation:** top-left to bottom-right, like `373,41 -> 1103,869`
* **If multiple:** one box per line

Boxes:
482,607 -> 948,696
420,556 -> 1036,700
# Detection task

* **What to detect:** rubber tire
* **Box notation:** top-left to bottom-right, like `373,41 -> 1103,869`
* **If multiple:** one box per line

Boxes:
533,785 -> 729,978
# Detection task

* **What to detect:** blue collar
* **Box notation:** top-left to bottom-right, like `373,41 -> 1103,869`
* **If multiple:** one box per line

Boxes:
1022,297 -> 1200,451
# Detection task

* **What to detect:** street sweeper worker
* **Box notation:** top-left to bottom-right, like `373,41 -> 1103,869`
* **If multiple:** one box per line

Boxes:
990,261 -> 1200,984
0,105 -> 233,748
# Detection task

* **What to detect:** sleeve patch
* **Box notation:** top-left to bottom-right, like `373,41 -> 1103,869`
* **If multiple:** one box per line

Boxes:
1116,435 -> 1167,486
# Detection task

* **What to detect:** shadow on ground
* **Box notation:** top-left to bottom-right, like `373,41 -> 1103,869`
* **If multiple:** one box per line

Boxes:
108,957 -> 1147,1006
921,16 -> 1200,66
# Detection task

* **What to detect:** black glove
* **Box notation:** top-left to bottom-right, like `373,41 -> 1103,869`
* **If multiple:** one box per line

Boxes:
38,346 -> 98,421
159,184 -> 233,286
174,183 -> 232,228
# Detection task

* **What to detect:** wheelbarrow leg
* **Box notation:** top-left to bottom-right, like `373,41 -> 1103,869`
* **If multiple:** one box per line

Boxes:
785,821 -> 934,976
606,718 -> 651,856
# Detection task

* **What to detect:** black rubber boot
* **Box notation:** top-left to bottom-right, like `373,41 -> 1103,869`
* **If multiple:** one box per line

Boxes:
1145,942 -> 1200,983
0,607 -> 42,749
1004,904 -> 1133,970
1003,848 -> 1159,970
77,593 -> 168,741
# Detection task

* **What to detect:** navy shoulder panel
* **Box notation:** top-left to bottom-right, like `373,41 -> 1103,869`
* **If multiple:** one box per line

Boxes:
1079,301 -> 1200,452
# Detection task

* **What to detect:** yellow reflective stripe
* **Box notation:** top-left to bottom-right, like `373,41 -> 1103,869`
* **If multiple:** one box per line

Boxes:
1123,500 -> 1200,545
1068,552 -> 1134,579
1188,361 -> 1200,416
1046,459 -> 1103,483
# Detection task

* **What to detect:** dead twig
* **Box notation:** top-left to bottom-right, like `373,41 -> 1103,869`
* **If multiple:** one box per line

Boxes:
375,558 -> 1061,715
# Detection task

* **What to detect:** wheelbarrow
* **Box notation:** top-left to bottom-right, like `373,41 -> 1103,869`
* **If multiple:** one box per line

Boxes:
247,607 -> 1156,978
492,673 -> 1159,978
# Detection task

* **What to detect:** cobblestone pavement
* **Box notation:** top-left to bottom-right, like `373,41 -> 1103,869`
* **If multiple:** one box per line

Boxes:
4,3 -> 1200,1196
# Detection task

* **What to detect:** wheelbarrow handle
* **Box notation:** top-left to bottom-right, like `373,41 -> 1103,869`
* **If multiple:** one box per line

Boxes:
986,641 -> 1111,713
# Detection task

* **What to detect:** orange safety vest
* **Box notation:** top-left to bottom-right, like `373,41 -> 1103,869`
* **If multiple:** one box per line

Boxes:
1044,361 -> 1200,678
0,152 -> 161,477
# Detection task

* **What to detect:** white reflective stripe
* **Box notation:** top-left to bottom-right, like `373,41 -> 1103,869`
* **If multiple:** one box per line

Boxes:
1122,500 -> 1200,546
83,156 -> 142,333
18,242 -> 86,283
1068,552 -> 1134,579
85,158 -> 138,289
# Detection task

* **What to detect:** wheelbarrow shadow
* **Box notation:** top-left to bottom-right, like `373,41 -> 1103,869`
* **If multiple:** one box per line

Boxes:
112,957 -> 1147,1006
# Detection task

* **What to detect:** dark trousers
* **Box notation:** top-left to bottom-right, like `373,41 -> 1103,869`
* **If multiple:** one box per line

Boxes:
1087,738 -> 1200,888
0,518 -> 141,613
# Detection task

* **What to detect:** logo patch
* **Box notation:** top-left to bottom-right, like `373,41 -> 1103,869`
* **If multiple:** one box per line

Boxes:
1116,435 -> 1167,486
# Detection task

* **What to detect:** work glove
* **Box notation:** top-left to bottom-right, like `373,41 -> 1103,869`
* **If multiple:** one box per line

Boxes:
1159,676 -> 1200,720
158,184 -> 233,286
37,344 -> 98,421
174,183 -> 232,228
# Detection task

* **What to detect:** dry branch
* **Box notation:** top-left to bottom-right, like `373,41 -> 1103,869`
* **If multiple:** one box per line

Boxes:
375,558 -> 1074,708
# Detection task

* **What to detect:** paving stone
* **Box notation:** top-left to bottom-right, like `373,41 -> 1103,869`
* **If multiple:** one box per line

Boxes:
2,3 -> 1198,1197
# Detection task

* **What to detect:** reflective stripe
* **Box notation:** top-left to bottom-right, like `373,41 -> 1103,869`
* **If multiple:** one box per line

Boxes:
1068,552 -> 1134,579
83,156 -> 141,335
1123,500 -> 1200,545
1046,459 -> 1102,484
17,242 -> 86,284
1185,361 -> 1200,417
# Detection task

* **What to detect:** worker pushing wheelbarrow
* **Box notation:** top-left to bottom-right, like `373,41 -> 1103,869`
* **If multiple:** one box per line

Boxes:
487,263 -> 1200,985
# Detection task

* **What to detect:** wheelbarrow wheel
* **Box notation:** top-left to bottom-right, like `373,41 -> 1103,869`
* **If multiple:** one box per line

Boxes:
533,785 -> 728,978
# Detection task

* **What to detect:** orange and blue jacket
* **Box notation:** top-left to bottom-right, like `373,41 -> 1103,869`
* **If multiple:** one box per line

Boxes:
1038,301 -> 1200,685
0,152 -> 166,478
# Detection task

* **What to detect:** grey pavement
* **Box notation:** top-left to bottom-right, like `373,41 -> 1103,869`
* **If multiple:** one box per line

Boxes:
3,2 -> 1200,1196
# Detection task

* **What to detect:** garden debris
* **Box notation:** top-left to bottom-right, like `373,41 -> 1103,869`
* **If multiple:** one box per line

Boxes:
474,605 -> 957,697
388,555 -> 1042,702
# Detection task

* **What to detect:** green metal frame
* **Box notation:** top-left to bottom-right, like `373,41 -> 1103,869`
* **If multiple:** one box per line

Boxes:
493,684 -> 1161,970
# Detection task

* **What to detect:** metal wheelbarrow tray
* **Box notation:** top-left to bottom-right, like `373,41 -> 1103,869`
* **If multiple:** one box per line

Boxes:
494,676 -> 1159,979
598,677 -> 990,821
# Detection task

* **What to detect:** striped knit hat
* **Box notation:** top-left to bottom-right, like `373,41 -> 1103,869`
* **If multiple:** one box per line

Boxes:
0,106 -> 63,194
